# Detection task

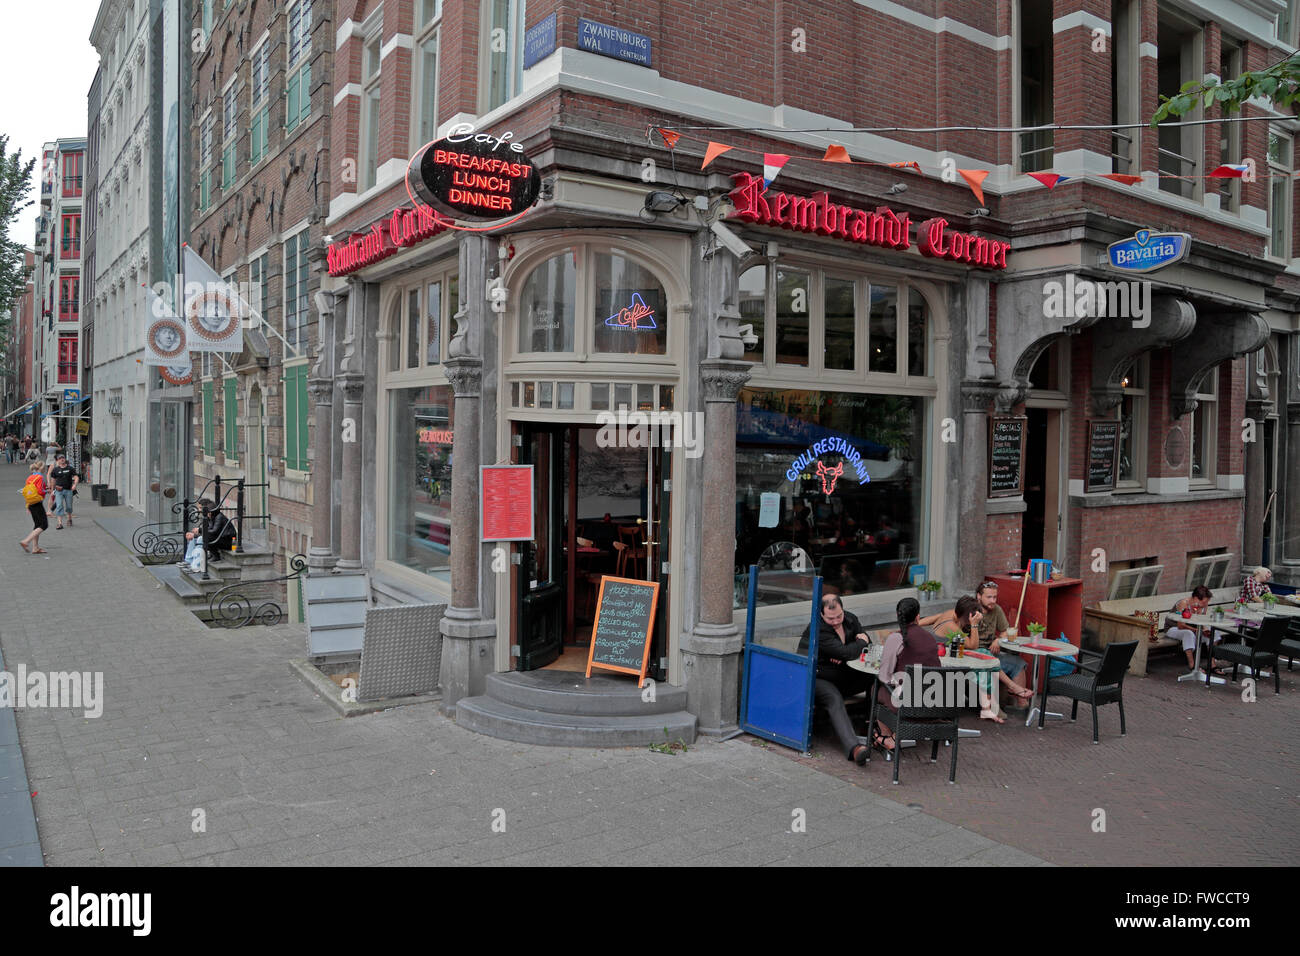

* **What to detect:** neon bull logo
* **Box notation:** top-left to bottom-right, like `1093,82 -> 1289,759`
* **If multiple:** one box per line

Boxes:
815,460 -> 844,494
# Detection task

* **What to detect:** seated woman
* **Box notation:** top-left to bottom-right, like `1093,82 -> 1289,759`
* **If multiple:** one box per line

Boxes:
1239,566 -> 1272,604
796,588 -> 874,766
874,597 -> 941,752
927,596 -> 1005,724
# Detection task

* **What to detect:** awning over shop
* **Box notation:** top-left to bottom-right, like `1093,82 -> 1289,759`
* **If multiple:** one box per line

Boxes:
736,404 -> 892,459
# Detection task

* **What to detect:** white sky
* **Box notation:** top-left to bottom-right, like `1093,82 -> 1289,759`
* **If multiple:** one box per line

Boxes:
0,0 -> 103,236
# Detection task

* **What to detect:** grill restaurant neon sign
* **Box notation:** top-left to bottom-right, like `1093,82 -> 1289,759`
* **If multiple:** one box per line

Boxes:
786,439 -> 871,488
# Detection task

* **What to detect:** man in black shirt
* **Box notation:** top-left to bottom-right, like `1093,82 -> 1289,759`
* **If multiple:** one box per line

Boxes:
47,455 -> 78,529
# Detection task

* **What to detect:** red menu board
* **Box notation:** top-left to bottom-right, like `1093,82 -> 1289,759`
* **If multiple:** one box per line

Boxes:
480,465 -> 534,541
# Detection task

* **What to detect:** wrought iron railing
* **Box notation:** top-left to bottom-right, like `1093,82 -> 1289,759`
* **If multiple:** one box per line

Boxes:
207,553 -> 307,628
131,500 -> 201,558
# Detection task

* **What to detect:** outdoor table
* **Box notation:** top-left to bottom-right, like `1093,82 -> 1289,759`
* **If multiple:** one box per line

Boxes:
1243,601 -> 1300,617
999,639 -> 1079,728
1177,614 -> 1253,684
849,651 -> 1001,738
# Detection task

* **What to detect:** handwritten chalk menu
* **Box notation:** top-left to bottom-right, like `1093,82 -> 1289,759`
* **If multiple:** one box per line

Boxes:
586,576 -> 660,685
480,465 -> 535,541
1086,420 -> 1119,492
988,417 -> 1026,498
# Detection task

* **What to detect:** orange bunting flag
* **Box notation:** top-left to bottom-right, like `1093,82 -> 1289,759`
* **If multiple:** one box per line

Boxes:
958,169 -> 990,206
702,142 -> 733,169
1100,173 -> 1142,185
822,144 -> 851,163
888,161 -> 922,172
658,128 -> 681,149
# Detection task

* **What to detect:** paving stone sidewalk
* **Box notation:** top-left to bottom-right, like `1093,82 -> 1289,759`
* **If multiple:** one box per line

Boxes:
0,487 -> 1043,867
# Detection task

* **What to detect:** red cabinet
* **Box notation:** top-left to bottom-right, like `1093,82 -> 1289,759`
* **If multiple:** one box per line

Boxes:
987,573 -> 1084,691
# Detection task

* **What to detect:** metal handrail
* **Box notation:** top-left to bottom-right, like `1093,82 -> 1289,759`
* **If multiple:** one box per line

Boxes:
207,553 -> 308,628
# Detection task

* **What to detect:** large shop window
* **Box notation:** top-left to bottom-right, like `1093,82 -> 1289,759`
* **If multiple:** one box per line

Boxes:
387,385 -> 453,581
734,388 -> 929,608
519,251 -> 576,353
592,253 -> 666,356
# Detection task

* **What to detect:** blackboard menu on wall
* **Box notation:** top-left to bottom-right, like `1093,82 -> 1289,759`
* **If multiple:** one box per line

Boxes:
586,576 -> 660,685
988,417 -> 1026,498
1086,420 -> 1119,492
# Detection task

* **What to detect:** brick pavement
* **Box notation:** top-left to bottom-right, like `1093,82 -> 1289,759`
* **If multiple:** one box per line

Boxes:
0,483 -> 1042,867
778,647 -> 1300,865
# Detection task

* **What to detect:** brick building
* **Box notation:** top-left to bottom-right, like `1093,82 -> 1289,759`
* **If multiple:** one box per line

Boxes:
186,0 -> 332,577
287,1 -> 1299,741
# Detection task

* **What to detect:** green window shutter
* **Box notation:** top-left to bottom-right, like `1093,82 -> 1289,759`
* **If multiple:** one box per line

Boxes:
224,379 -> 238,459
296,366 -> 309,470
299,63 -> 311,125
203,382 -> 215,456
250,112 -> 263,165
286,71 -> 300,132
222,145 -> 234,189
200,169 -> 209,210
283,369 -> 298,471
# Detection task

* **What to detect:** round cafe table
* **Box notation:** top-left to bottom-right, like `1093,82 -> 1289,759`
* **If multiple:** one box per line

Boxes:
998,638 -> 1079,728
849,650 -> 1001,737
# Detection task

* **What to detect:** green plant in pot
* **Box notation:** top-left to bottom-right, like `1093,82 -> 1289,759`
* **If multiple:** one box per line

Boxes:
1026,621 -> 1047,639
98,441 -> 124,507
89,441 -> 111,501
919,580 -> 942,601
1262,592 -> 1278,607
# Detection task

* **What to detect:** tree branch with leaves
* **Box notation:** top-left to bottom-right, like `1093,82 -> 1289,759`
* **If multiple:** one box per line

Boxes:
1151,52 -> 1300,125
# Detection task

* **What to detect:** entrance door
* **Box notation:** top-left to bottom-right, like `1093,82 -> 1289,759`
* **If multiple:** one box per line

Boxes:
516,425 -> 565,670
1022,408 -> 1062,564
645,441 -> 672,682
246,386 -> 268,549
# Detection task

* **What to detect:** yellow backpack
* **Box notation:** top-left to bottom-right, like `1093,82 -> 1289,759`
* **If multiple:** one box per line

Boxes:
21,475 -> 43,505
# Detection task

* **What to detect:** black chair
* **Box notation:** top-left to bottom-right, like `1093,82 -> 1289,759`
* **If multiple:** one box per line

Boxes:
1039,641 -> 1137,743
1207,616 -> 1287,694
867,665 -> 964,785
1280,619 -> 1300,671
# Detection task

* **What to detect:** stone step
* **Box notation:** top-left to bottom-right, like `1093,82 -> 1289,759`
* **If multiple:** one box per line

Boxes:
482,670 -> 688,717
455,695 -> 697,748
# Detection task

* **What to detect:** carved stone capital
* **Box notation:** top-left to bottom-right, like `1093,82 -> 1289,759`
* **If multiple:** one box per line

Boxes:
960,381 -> 999,414
443,357 -> 483,398
1245,398 -> 1274,421
307,376 -> 333,406
994,383 -> 1025,413
1091,384 -> 1125,416
700,360 -> 751,402
338,373 -> 365,406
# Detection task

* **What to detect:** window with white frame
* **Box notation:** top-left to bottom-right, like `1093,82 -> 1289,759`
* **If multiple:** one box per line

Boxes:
250,36 -> 271,165
285,0 -> 312,133
388,266 -> 458,374
199,110 -> 214,211
361,28 -> 382,190
482,0 -> 526,112
1189,369 -> 1218,484
1268,128 -> 1292,259
283,228 -> 310,354
414,0 -> 442,148
1218,37 -> 1243,214
221,79 -> 237,190
248,251 -> 268,318
1116,356 -> 1147,488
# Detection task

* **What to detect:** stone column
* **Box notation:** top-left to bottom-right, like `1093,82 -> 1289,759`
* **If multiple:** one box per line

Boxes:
958,382 -> 999,588
334,280 -> 365,572
681,359 -> 751,736
439,357 -> 494,712
1286,403 -> 1300,564
307,289 -> 339,571
1243,397 -> 1272,567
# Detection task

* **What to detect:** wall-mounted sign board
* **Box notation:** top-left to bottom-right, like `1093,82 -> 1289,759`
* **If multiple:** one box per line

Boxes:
481,465 -> 535,541
1086,420 -> 1119,492
988,416 -> 1026,498
586,576 -> 659,686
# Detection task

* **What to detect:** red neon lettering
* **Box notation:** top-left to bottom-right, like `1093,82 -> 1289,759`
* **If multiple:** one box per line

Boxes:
787,195 -> 817,231
815,193 -> 837,236
772,192 -> 789,224
728,173 -> 771,224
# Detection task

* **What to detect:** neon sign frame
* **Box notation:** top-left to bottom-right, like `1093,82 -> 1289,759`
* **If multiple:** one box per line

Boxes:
603,292 -> 658,330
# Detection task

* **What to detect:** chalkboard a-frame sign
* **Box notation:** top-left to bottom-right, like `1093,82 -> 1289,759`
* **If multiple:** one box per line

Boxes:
586,575 -> 660,686
988,417 -> 1027,498
1086,420 -> 1119,492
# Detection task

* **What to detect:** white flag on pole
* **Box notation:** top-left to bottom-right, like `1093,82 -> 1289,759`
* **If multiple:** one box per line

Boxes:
182,244 -> 247,354
142,284 -> 191,367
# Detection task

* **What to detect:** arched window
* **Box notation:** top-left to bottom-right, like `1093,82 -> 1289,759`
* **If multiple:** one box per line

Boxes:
592,252 -> 666,356
518,251 -> 576,353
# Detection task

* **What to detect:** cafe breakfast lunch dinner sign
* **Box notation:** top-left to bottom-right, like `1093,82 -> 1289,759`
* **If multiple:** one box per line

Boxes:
328,124 -> 542,277
727,172 -> 1011,270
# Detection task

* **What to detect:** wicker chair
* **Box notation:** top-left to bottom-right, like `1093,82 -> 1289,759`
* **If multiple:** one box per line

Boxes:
867,665 -> 965,785
1280,619 -> 1300,671
1206,616 -> 1287,694
1038,640 -> 1137,743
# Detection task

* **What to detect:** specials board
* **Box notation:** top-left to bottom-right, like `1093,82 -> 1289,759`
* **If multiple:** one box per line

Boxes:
988,417 -> 1026,498
586,576 -> 660,686
1086,420 -> 1119,492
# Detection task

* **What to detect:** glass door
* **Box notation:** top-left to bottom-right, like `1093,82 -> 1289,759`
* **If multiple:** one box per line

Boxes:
516,425 -> 565,670
646,442 -> 672,682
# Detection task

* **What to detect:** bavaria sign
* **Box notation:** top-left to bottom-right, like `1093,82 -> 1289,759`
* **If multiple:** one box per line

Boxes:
407,123 -> 541,222
1107,229 -> 1190,273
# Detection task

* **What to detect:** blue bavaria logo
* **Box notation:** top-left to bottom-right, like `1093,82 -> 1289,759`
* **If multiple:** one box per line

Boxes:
1107,230 -> 1191,273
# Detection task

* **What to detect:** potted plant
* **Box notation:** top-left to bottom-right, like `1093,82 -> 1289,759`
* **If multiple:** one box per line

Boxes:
89,441 -> 110,501
1262,592 -> 1279,608
1026,621 -> 1047,640
919,580 -> 942,602
99,441 -> 124,507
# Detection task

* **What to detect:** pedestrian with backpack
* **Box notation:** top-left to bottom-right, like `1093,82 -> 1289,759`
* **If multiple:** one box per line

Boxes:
19,462 -> 49,554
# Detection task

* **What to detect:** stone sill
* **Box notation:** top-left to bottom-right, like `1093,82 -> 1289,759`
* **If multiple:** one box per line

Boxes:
1069,488 -> 1245,509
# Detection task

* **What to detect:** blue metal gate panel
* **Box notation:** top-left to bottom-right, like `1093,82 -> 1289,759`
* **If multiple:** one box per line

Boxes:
740,566 -> 822,751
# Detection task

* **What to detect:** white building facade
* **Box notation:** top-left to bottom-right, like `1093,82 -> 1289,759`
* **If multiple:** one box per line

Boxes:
89,0 -> 153,511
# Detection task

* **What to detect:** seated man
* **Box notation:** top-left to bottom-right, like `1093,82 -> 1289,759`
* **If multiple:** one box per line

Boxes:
1168,585 -> 1220,675
1239,567 -> 1272,604
973,581 -> 1034,708
178,499 -> 236,571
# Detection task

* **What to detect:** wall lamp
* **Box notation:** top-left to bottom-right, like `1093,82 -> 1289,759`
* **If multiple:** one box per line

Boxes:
644,190 -> 686,214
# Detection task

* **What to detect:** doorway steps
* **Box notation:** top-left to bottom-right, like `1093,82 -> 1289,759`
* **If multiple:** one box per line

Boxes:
456,670 -> 697,747
144,549 -> 281,626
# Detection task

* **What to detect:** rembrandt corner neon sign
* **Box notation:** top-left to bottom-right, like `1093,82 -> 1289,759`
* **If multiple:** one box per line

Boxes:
728,172 -> 1010,270
786,439 -> 871,493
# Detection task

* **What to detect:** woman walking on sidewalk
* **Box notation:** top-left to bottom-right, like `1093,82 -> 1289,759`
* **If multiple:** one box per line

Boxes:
19,462 -> 50,554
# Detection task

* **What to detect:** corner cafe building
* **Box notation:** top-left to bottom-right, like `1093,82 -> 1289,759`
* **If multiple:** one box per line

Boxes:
316,122 -> 1282,741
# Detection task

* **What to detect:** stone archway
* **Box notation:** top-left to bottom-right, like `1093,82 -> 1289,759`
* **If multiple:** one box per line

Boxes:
244,381 -> 268,548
